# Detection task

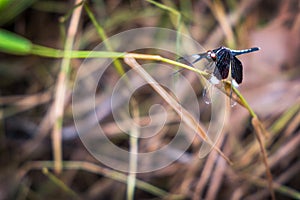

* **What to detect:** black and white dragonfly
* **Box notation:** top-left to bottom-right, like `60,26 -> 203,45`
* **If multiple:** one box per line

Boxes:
178,46 -> 260,105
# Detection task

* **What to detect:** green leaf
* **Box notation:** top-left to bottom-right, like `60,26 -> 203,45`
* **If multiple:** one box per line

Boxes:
0,29 -> 32,55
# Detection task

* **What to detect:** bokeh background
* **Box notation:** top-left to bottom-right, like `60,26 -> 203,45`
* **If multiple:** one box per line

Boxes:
0,0 -> 299,199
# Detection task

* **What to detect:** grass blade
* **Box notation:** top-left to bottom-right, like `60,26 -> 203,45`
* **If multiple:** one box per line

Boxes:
0,29 -> 32,54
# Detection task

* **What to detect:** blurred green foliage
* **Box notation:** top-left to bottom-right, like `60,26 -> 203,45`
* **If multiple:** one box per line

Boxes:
0,0 -> 37,25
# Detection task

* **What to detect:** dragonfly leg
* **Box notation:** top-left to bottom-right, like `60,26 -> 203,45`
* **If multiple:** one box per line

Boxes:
230,79 -> 237,107
202,83 -> 213,104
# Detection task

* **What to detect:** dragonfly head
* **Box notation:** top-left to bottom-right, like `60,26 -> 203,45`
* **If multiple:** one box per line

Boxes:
207,50 -> 217,61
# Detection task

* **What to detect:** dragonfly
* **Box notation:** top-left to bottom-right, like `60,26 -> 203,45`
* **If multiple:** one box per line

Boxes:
178,46 -> 260,105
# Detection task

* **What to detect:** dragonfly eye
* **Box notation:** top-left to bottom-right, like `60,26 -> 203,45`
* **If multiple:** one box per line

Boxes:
207,50 -> 217,61
210,52 -> 217,61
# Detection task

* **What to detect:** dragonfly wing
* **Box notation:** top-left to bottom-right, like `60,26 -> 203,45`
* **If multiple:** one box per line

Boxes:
231,57 -> 243,84
177,53 -> 207,66
191,53 -> 209,64
214,49 -> 230,80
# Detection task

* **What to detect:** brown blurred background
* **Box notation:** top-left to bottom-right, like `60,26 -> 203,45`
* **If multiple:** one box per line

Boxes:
0,0 -> 299,199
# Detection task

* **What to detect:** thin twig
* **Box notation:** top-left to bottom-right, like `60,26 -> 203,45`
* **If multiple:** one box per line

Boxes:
52,0 -> 83,174
18,161 -> 182,199
127,98 -> 139,200
252,117 -> 275,200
